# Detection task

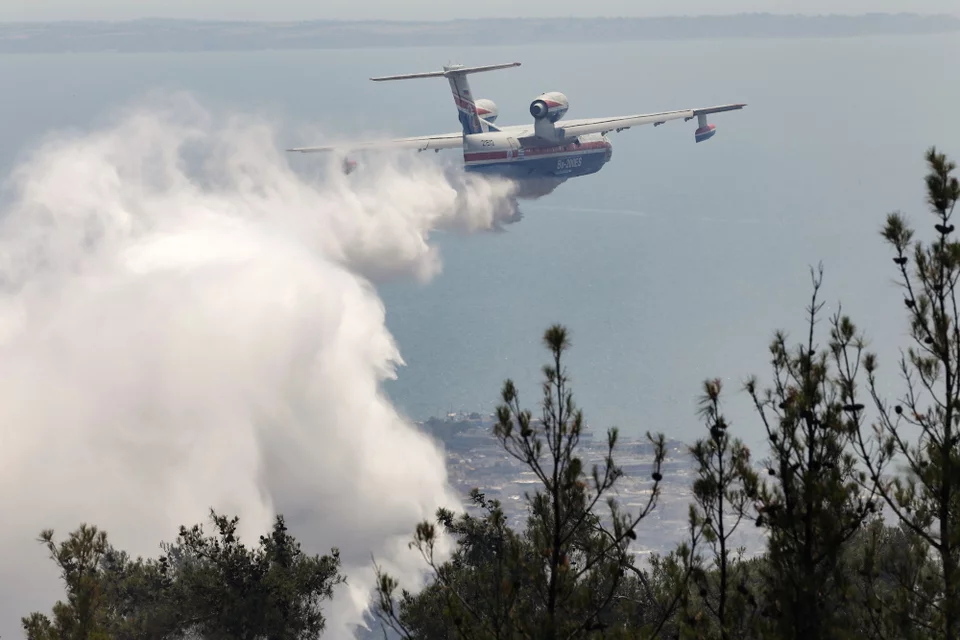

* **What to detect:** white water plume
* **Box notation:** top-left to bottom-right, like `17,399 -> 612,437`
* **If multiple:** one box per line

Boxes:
0,94 -> 519,639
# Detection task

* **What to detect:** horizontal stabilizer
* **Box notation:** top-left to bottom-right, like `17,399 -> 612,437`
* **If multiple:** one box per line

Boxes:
371,62 -> 521,81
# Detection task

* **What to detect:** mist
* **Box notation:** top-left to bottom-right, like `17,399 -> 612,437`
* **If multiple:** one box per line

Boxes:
0,93 -> 519,639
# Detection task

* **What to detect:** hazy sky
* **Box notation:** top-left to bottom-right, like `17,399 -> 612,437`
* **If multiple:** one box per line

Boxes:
1,0 -> 958,22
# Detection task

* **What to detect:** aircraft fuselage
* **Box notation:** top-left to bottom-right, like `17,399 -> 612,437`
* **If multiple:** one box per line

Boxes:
460,130 -> 613,183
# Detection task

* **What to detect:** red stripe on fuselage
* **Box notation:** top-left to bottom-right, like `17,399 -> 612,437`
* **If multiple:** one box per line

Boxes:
463,150 -> 511,162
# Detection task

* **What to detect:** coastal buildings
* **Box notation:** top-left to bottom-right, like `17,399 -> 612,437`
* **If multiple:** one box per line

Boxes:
415,411 -> 756,559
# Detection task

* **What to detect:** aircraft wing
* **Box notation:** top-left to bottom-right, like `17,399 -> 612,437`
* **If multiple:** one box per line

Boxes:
287,131 -> 463,153
557,104 -> 747,137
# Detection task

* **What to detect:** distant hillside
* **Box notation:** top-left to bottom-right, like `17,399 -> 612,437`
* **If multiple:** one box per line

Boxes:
0,13 -> 957,54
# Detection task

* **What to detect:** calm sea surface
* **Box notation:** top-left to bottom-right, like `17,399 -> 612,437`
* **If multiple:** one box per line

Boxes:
1,33 -> 958,449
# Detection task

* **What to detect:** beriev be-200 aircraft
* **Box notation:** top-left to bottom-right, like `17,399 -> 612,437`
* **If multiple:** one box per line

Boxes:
287,62 -> 746,195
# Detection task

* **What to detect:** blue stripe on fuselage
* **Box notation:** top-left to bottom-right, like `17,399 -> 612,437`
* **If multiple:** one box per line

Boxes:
464,151 -> 609,181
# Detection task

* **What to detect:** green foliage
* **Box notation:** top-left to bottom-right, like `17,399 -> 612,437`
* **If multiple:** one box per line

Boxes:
739,265 -> 880,640
164,510 -> 345,639
840,516 -> 941,639
373,489 -> 533,639
23,511 -> 345,640
374,324 -> 671,639
681,379 -> 759,639
22,525 -> 111,640
847,145 -> 960,639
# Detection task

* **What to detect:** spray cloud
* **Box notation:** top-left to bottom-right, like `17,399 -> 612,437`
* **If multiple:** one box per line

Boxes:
0,93 -> 519,639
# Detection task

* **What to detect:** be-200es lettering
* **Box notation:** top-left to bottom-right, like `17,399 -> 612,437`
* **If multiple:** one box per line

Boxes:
557,157 -> 583,170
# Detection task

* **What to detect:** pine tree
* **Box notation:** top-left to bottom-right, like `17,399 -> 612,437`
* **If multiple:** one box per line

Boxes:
743,266 -> 879,640
22,525 -> 112,640
848,146 -> 960,639
374,324 -> 668,638
685,379 -> 760,639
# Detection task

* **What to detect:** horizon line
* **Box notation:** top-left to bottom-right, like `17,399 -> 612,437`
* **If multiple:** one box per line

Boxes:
2,11 -> 959,25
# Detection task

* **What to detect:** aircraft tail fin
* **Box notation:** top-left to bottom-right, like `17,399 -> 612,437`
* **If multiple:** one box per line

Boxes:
371,62 -> 521,136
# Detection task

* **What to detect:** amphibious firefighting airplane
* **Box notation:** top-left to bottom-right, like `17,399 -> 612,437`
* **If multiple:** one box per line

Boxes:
287,62 -> 746,192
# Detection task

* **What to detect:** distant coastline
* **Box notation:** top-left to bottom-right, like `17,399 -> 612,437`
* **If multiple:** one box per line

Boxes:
0,13 -> 957,54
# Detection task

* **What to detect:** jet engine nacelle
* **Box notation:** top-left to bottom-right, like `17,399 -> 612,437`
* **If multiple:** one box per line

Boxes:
474,98 -> 499,123
529,92 -> 569,122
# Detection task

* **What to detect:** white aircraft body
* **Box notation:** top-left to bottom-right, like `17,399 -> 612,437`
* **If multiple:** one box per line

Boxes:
288,62 -> 746,197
